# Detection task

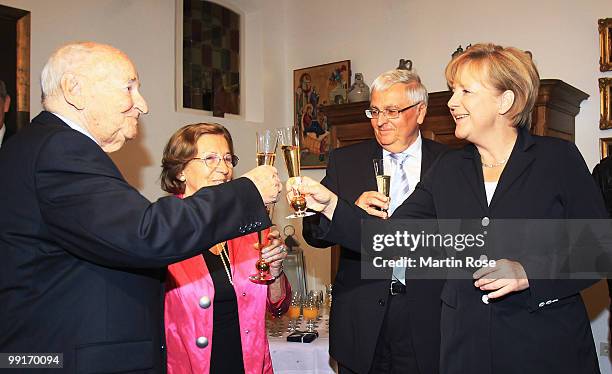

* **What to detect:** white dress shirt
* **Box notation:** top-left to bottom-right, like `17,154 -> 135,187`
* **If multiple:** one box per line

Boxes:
484,181 -> 498,206
0,124 -> 5,148
52,112 -> 98,145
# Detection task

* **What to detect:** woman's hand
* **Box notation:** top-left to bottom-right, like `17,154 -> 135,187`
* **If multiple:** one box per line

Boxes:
258,229 -> 287,278
355,191 -> 389,219
286,176 -> 338,219
473,259 -> 529,299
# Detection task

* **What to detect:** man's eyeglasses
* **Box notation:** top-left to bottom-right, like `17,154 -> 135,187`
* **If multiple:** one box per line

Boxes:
191,153 -> 239,168
365,101 -> 422,119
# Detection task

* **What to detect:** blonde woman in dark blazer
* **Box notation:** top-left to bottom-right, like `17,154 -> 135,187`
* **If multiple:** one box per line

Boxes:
293,43 -> 607,374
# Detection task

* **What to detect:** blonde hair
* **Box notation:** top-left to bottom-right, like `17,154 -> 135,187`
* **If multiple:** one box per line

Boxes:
445,43 -> 540,128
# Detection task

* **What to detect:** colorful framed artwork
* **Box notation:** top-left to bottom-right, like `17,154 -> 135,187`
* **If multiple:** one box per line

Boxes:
600,78 -> 612,130
294,60 -> 351,169
600,137 -> 612,159
175,0 -> 242,117
599,18 -> 612,72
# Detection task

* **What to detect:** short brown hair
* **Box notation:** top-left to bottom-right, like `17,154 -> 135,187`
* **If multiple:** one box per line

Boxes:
160,123 -> 234,194
445,43 -> 540,128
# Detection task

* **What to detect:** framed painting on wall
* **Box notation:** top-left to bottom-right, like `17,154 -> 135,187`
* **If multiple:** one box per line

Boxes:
600,78 -> 612,130
599,18 -> 612,72
175,0 -> 242,118
600,137 -> 612,159
294,60 -> 351,169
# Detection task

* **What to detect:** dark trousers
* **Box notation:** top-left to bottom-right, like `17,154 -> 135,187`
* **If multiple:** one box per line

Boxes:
368,292 -> 419,374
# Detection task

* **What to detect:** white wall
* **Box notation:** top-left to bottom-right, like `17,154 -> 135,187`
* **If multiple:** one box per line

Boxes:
284,0 -> 612,168
2,0 -> 611,368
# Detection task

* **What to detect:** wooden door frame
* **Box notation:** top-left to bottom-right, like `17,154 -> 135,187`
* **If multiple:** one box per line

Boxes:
0,4 -> 30,131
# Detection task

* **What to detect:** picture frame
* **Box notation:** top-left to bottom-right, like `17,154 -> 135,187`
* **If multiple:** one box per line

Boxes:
600,78 -> 612,130
599,18 -> 612,72
600,137 -> 612,159
294,60 -> 351,169
174,0 -> 244,118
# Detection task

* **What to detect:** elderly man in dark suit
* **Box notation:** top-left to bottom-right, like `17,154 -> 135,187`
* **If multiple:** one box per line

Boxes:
0,80 -> 13,147
303,69 -> 446,374
0,42 -> 281,373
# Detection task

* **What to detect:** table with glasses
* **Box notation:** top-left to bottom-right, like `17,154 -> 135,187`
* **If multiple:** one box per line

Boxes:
267,313 -> 337,374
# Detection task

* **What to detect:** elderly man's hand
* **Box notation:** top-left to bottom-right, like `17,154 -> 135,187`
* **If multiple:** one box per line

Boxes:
243,166 -> 281,205
286,176 -> 338,220
355,191 -> 389,219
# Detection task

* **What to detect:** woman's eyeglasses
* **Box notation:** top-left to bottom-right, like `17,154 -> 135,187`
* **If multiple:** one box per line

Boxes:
191,153 -> 239,168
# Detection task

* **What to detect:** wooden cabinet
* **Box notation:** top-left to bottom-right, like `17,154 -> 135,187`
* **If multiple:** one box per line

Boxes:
321,79 -> 588,280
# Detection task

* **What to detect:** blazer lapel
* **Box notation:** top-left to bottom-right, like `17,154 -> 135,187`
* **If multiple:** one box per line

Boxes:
459,144 -> 489,213
420,139 -> 435,179
489,128 -> 536,209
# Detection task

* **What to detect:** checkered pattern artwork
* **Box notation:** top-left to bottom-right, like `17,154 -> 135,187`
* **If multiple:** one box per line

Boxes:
183,0 -> 240,116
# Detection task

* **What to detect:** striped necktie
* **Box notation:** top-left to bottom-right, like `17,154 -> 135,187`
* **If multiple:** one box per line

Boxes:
389,152 -> 410,285
389,152 -> 411,214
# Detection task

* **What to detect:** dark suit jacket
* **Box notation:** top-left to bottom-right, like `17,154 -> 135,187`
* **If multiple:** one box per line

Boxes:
0,112 -> 270,373
593,156 -> 612,218
320,128 -> 606,374
303,137 -> 446,374
0,123 -> 14,145
592,157 -> 612,305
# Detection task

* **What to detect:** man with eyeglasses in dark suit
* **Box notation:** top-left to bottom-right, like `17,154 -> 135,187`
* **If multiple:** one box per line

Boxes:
303,69 -> 446,374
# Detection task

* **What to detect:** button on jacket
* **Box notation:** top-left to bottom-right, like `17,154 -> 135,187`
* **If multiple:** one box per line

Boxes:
319,128 -> 606,374
165,231 -> 291,374
303,137 -> 447,374
0,112 -> 271,373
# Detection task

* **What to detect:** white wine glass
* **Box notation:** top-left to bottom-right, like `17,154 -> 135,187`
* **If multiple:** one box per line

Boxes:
278,126 -> 315,219
373,158 -> 391,213
249,129 -> 279,284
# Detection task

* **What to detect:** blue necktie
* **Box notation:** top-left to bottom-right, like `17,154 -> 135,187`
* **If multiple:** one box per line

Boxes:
389,153 -> 411,214
389,152 -> 410,284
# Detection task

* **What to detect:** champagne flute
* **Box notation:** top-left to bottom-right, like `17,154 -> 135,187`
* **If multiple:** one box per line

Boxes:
249,129 -> 279,284
256,129 -> 277,167
278,126 -> 315,219
373,158 -> 391,213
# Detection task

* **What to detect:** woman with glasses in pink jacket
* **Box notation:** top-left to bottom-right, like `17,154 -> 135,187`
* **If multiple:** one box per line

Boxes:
161,123 -> 291,374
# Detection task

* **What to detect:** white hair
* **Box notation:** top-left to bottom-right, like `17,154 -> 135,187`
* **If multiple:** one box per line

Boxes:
370,69 -> 428,105
40,42 -> 123,108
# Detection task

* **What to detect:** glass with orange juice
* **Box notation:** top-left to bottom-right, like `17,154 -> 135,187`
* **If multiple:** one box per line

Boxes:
287,299 -> 301,332
303,298 -> 319,333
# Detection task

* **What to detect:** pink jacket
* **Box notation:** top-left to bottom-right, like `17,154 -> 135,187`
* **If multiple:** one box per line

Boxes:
165,231 -> 290,374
